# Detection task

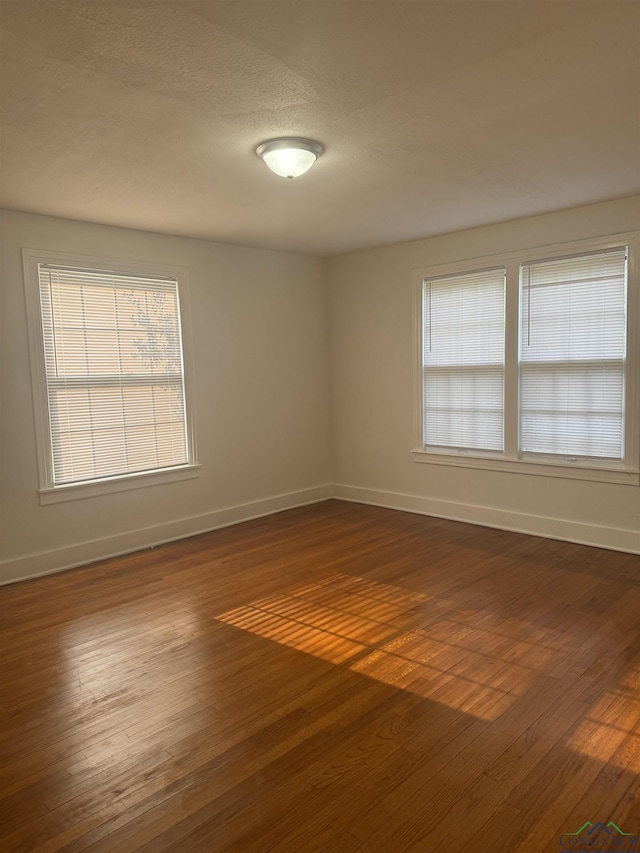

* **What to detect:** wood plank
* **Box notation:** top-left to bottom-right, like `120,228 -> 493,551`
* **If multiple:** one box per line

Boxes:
1,501 -> 638,852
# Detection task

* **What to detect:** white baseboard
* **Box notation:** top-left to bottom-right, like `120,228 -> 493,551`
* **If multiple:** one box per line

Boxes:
3,481 -> 637,585
0,485 -> 333,585
332,484 -> 640,555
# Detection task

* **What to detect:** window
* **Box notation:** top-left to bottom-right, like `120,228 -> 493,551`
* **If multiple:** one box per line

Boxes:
422,267 -> 505,453
520,248 -> 627,462
24,251 -> 198,502
414,234 -> 639,485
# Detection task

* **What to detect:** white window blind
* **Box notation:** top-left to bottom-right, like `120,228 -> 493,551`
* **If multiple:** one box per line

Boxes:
520,247 -> 627,460
422,267 -> 505,452
38,264 -> 190,486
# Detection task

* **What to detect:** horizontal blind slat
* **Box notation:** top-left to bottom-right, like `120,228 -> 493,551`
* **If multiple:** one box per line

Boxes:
423,267 -> 505,452
519,247 -> 626,460
39,264 -> 189,486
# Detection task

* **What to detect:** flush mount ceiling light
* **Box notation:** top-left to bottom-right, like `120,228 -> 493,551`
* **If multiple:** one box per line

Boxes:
256,137 -> 324,179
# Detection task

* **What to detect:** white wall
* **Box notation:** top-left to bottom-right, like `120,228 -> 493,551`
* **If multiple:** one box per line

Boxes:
328,196 -> 640,553
1,210 -> 332,582
2,199 -> 639,584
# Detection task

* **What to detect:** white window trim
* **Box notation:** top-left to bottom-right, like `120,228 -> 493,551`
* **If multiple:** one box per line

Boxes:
412,232 -> 640,486
23,248 -> 199,505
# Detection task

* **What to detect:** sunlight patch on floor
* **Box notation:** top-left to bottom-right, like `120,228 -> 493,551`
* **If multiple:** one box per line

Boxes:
566,684 -> 640,770
214,573 -> 544,721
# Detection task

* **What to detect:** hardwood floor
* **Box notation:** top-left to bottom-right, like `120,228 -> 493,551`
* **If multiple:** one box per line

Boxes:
1,500 -> 639,852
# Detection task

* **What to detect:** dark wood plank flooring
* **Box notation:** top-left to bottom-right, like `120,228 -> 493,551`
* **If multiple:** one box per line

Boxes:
1,500 -> 639,852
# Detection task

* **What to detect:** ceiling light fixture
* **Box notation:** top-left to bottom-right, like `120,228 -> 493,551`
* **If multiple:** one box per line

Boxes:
256,137 -> 324,179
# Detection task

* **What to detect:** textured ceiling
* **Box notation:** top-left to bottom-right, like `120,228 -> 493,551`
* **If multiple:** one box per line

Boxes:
1,0 -> 639,255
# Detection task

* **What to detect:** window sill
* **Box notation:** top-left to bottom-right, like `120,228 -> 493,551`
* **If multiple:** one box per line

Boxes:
411,450 -> 639,486
38,464 -> 201,505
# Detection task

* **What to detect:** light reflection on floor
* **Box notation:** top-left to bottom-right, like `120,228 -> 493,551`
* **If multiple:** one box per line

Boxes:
566,678 -> 640,769
58,570 -> 638,769
60,604 -> 204,703
214,573 -> 540,722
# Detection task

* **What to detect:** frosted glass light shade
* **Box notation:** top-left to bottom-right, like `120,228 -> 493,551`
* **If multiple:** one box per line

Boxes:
256,138 -> 323,179
263,147 -> 316,178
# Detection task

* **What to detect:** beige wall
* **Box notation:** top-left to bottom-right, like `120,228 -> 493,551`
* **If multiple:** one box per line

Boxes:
328,196 -> 640,552
1,211 -> 332,581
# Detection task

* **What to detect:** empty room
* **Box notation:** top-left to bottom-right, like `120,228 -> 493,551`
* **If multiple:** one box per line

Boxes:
1,1 -> 639,851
